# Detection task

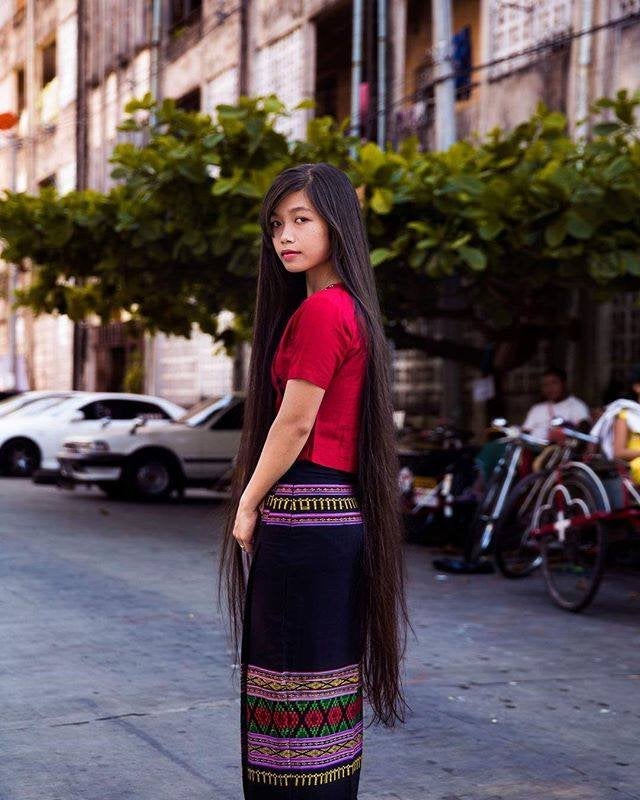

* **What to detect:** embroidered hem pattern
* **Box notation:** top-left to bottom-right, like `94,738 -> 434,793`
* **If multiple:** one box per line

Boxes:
245,663 -> 363,787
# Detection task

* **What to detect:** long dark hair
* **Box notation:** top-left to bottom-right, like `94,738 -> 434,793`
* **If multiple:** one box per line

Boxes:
218,162 -> 411,727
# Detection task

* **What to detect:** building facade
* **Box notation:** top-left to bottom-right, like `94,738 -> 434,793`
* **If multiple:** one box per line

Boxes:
1,0 -> 640,423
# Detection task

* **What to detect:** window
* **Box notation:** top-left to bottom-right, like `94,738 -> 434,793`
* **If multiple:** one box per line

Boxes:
41,39 -> 57,87
452,26 -> 472,100
209,401 -> 244,431
169,0 -> 202,30
15,67 -> 25,113
79,399 -> 171,421
489,0 -> 571,78
175,87 -> 201,112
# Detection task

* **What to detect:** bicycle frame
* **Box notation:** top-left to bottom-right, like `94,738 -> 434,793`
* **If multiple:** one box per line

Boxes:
530,461 -> 640,539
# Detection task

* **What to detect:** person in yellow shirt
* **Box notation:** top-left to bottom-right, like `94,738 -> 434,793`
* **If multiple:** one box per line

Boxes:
613,365 -> 640,483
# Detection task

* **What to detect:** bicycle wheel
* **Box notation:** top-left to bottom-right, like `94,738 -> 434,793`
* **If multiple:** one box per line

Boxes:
494,472 -> 545,579
538,468 -> 608,612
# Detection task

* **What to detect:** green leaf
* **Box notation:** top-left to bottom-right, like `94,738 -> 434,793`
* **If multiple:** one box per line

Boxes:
593,122 -> 621,137
212,177 -> 237,195
478,218 -> 504,241
359,142 -> 386,174
370,187 -> 394,214
545,218 -> 567,248
565,210 -> 594,240
458,246 -> 487,271
370,247 -> 394,266
439,176 -> 484,197
450,233 -> 472,250
621,251 -> 640,276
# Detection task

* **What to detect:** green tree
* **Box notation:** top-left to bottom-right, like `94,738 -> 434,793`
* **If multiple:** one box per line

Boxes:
1,90 -> 640,383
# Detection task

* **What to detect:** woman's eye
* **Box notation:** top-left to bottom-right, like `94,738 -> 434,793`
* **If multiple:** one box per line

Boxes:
296,217 -> 308,223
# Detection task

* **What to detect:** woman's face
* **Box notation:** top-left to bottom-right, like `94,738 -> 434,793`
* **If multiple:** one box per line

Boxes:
268,190 -> 332,275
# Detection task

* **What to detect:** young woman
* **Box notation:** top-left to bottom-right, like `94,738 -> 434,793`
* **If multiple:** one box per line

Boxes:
218,162 -> 410,799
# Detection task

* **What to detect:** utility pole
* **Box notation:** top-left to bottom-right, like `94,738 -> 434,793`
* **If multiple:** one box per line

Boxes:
431,0 -> 463,423
73,0 -> 88,390
231,0 -> 252,392
25,0 -> 36,192
143,0 -> 164,396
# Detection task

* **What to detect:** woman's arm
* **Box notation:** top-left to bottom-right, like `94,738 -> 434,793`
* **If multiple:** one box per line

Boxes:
613,415 -> 640,461
231,379 -> 325,555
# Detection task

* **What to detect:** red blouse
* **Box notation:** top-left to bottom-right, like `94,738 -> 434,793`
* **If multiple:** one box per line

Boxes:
270,284 -> 367,474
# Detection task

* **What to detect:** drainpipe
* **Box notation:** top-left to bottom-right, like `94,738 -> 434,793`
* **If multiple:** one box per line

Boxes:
432,0 -> 463,424
377,0 -> 387,148
574,0 -> 595,402
150,0 -> 162,114
349,0 -> 364,157
575,0 -> 594,135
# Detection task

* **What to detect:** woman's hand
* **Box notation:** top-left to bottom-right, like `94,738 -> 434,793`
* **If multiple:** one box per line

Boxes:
232,499 -> 260,556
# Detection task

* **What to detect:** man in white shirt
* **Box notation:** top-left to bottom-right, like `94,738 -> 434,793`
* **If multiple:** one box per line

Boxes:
522,367 -> 591,440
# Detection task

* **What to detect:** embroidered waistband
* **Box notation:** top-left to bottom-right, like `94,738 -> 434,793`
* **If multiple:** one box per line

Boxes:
263,492 -> 360,512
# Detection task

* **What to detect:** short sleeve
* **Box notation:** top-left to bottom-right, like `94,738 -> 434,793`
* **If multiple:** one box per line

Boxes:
286,294 -> 352,390
522,405 -> 538,431
574,399 -> 590,422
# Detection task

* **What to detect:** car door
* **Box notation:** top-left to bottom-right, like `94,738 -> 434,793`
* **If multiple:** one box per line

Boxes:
33,399 -> 119,468
187,399 -> 244,480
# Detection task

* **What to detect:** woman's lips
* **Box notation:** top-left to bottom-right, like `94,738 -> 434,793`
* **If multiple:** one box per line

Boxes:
282,252 -> 300,261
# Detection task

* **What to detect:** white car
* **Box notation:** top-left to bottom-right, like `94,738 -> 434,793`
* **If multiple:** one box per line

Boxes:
57,393 -> 245,500
0,392 -> 186,478
0,390 -> 77,418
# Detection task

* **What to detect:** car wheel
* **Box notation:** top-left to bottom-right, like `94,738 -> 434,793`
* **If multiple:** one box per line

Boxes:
125,453 -> 177,500
1,439 -> 41,477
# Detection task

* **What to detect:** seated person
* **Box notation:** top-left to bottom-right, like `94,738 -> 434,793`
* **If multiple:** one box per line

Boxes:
473,367 -> 589,495
522,367 -> 591,441
612,365 -> 640,483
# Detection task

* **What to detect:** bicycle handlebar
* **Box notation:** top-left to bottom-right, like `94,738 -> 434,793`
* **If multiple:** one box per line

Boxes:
557,426 -> 598,444
492,424 -> 549,448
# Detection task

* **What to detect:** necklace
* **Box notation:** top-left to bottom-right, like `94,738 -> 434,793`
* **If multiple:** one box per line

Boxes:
321,281 -> 344,291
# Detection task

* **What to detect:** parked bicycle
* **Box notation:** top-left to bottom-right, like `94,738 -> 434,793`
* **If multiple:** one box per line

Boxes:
464,419 -> 550,564
493,420 -> 595,580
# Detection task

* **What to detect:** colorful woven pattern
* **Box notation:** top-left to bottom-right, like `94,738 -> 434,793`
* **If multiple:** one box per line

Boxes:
245,663 -> 363,785
261,483 -> 362,526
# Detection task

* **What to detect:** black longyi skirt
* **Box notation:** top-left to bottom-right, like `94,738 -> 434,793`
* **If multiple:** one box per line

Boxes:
240,459 -> 365,799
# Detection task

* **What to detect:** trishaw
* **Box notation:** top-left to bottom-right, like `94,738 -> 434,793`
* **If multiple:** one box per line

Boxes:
496,419 -> 640,612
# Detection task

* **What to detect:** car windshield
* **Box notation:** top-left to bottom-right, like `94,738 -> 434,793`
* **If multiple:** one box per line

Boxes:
0,395 -> 34,417
177,395 -> 231,427
10,396 -> 73,418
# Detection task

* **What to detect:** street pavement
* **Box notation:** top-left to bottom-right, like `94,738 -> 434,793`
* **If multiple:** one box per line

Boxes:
1,477 -> 639,800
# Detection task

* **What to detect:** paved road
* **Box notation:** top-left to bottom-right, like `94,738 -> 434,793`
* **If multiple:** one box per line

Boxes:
1,478 -> 639,800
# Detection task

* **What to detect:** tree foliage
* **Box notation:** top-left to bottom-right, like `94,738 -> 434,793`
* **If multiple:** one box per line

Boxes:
1,89 -> 640,371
